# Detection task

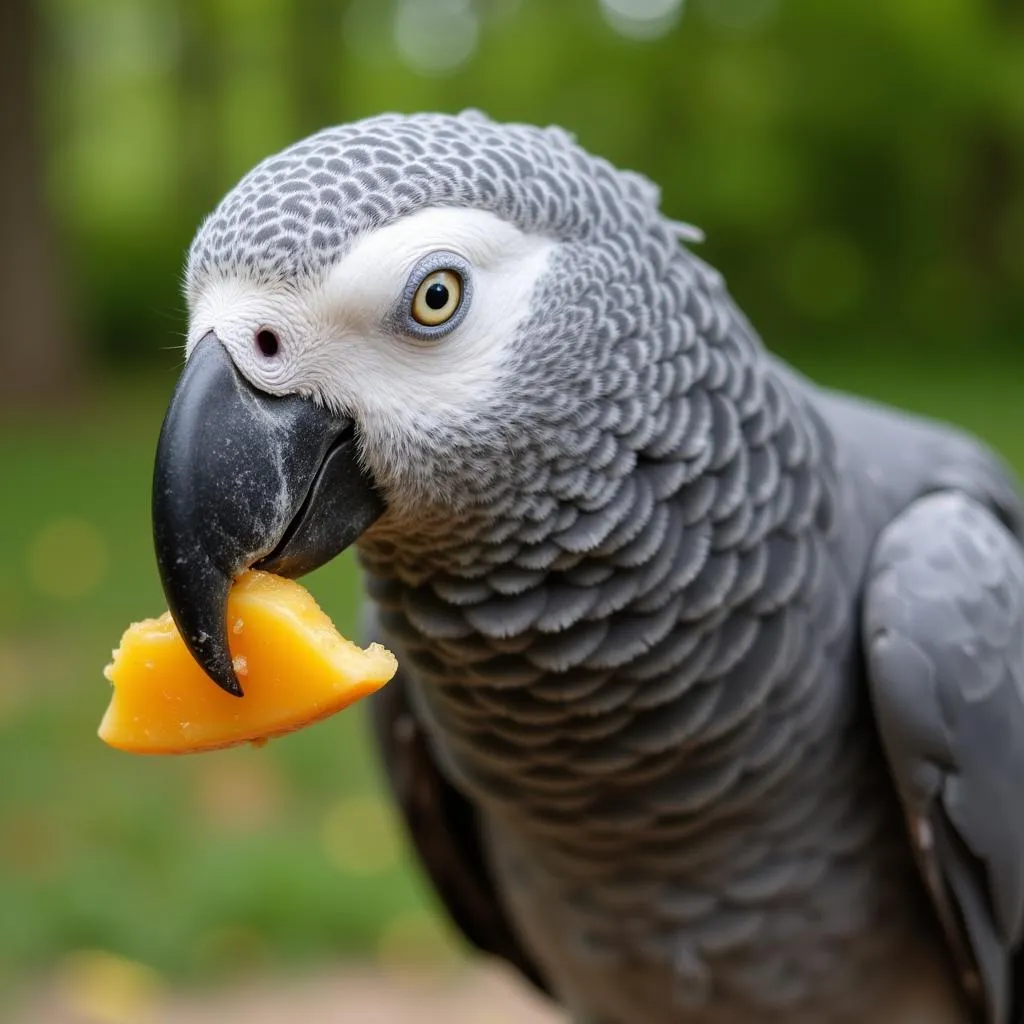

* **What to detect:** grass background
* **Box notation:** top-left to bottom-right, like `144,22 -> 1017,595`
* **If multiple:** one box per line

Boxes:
1,347 -> 1022,1003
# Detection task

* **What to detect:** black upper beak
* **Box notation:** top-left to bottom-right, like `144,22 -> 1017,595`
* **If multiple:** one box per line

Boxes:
152,333 -> 385,696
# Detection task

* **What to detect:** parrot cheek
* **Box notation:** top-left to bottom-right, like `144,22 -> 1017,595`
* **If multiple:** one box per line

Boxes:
151,331 -> 385,696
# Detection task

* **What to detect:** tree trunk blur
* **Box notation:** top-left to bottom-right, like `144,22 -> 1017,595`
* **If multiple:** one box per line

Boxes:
962,0 -> 1023,333
0,0 -> 81,409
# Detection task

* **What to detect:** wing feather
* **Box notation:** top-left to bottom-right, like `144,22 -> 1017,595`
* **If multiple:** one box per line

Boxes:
864,491 -> 1024,1023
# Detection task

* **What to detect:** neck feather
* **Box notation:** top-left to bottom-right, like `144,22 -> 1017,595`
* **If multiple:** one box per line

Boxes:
358,360 -> 849,848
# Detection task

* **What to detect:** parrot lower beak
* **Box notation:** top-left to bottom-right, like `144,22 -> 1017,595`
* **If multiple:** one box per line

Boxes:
151,332 -> 385,696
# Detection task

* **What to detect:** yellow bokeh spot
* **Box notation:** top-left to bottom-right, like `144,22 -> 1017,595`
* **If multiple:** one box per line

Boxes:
376,909 -> 463,974
27,517 -> 107,600
195,924 -> 268,974
57,950 -> 163,1024
321,795 -> 402,876
192,753 -> 286,834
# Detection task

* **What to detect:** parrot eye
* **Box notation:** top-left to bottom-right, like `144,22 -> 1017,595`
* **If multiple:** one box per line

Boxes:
396,251 -> 472,340
411,270 -> 462,327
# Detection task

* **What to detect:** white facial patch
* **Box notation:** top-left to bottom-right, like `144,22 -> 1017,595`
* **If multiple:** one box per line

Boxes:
187,208 -> 558,436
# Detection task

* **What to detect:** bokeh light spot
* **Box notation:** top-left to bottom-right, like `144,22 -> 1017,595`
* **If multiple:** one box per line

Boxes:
195,925 -> 269,977
394,0 -> 480,75
193,753 -> 287,834
26,517 -> 107,601
57,950 -> 163,1024
321,794 -> 401,876
0,809 -> 63,879
376,908 -> 462,973
599,0 -> 684,40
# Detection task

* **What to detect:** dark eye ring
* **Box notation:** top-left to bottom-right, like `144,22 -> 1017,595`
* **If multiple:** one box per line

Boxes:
256,329 -> 280,358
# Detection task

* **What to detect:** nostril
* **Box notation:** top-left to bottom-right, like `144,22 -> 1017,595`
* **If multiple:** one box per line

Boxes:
256,329 -> 280,358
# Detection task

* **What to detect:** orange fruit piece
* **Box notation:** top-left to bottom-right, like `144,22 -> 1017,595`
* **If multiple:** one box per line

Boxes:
99,570 -> 397,754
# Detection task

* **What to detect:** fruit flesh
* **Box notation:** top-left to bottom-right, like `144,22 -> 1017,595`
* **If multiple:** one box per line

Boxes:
99,570 -> 397,754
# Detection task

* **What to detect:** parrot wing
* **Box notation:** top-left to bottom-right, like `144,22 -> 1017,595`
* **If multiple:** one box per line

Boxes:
366,660 -> 552,997
863,490 -> 1024,1024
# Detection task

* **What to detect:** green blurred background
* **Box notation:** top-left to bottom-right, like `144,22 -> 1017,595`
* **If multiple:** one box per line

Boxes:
1,0 -> 1022,1015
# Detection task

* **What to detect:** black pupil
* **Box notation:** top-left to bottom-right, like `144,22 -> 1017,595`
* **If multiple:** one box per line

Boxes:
256,329 -> 279,357
425,282 -> 450,310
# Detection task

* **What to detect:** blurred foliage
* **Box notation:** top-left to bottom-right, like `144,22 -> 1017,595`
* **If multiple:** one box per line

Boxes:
36,0 -> 1024,370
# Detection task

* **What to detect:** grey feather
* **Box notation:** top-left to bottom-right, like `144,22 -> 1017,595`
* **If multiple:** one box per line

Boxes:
864,491 -> 1024,1024
188,110 -> 1024,1024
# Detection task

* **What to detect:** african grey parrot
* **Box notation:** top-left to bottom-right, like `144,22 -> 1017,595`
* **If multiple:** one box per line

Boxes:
150,111 -> 1024,1023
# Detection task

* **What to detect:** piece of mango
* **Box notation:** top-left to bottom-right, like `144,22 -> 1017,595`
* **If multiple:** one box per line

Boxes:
99,570 -> 397,755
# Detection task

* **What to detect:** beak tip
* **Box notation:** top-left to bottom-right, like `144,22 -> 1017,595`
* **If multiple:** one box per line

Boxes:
203,651 -> 245,700
189,631 -> 246,698
215,671 -> 246,698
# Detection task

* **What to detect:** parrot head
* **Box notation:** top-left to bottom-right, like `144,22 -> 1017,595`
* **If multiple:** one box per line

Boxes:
153,110 -> 713,695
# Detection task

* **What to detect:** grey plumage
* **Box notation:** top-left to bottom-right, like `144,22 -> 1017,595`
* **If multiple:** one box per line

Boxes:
865,492 -> 1024,1024
187,110 -> 1024,1023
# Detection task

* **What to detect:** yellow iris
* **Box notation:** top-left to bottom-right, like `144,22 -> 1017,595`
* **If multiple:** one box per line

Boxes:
411,269 -> 462,326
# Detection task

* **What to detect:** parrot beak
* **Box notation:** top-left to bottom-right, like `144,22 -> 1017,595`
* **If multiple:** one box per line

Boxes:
151,332 -> 385,696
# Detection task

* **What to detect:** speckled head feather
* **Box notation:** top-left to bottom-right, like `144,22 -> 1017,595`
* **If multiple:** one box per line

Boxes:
185,109 -> 725,529
187,109 -> 697,294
